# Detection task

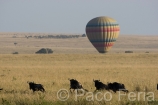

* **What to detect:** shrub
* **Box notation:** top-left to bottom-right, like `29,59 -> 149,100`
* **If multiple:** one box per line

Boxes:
35,48 -> 53,54
12,52 -> 19,54
125,51 -> 133,53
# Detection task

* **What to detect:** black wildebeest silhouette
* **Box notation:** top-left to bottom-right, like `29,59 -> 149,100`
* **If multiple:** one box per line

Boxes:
27,81 -> 45,92
68,78 -> 88,93
93,79 -> 109,92
107,82 -> 128,93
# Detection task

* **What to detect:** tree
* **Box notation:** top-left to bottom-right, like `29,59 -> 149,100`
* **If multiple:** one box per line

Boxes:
14,42 -> 17,46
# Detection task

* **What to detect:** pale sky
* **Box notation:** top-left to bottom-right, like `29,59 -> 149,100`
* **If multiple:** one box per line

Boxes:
0,0 -> 158,35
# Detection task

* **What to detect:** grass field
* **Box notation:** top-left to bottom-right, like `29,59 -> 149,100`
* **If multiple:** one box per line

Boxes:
0,53 -> 158,105
0,32 -> 158,54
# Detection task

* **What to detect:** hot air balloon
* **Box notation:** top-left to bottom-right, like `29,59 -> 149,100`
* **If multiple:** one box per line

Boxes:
85,16 -> 120,53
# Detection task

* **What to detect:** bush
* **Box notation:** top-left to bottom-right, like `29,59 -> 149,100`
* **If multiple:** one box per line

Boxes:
12,52 -> 19,54
36,48 -> 53,54
125,51 -> 133,53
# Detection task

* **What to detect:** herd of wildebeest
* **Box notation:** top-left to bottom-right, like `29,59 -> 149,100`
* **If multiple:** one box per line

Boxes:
0,79 -> 158,93
68,79 -> 129,93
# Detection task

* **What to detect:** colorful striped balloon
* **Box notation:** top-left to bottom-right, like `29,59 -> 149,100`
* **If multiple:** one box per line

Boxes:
86,16 -> 120,53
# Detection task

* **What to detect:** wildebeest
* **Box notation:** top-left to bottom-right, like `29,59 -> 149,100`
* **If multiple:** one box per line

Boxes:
157,84 -> 158,90
0,88 -> 3,90
107,82 -> 128,93
68,78 -> 88,93
93,79 -> 109,91
27,81 -> 45,92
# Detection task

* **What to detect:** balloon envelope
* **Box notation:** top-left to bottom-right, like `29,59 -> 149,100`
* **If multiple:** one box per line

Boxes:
85,16 -> 120,53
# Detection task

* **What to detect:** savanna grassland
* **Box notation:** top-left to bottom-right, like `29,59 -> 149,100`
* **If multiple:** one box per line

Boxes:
0,54 -> 158,105
0,32 -> 158,54
0,32 -> 158,105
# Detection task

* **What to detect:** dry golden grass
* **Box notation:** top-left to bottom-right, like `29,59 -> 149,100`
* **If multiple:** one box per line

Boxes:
0,32 -> 158,104
0,53 -> 158,104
